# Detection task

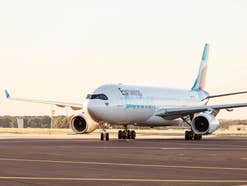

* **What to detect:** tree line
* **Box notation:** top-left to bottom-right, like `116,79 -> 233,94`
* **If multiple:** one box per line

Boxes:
0,116 -> 246,129
0,116 -> 72,128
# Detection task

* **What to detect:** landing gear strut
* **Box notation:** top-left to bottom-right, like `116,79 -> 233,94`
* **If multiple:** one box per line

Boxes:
118,126 -> 136,140
100,123 -> 109,141
185,131 -> 202,140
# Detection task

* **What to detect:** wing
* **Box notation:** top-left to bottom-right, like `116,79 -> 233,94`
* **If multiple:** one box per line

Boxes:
156,103 -> 247,119
5,90 -> 83,110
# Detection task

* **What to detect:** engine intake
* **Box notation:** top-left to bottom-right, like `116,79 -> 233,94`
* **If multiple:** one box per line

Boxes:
71,116 -> 87,133
193,116 -> 209,133
70,113 -> 99,134
192,113 -> 219,135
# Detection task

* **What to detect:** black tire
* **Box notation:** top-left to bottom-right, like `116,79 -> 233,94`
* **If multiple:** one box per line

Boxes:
185,131 -> 193,140
122,131 -> 127,139
106,133 -> 109,141
185,131 -> 189,140
194,134 -> 202,140
188,131 -> 194,140
127,130 -> 131,139
100,133 -> 104,141
131,130 -> 136,139
118,130 -> 122,139
198,135 -> 202,140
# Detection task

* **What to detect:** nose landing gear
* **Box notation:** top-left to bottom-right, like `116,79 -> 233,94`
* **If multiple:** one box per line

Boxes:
100,122 -> 109,141
100,131 -> 109,141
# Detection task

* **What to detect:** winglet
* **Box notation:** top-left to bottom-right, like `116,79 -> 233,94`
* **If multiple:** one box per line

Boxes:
5,90 -> 10,99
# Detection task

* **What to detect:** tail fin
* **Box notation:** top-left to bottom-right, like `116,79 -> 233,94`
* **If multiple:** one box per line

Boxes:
191,43 -> 209,91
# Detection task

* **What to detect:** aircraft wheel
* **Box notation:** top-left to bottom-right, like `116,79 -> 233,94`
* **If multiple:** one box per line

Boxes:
106,133 -> 109,141
185,131 -> 189,140
188,131 -> 194,140
118,130 -> 122,139
185,131 -> 193,140
122,131 -> 127,139
100,132 -> 109,141
199,135 -> 202,140
131,130 -> 136,139
127,130 -> 131,139
100,133 -> 104,141
194,134 -> 202,140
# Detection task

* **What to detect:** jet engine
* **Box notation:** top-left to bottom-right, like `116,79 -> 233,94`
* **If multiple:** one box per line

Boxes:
191,113 -> 219,135
70,113 -> 99,134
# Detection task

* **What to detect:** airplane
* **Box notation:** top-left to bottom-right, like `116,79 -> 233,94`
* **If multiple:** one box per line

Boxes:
5,43 -> 247,141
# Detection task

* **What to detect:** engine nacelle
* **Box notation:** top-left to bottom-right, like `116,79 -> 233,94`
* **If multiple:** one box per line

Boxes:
70,113 -> 99,134
191,113 -> 219,135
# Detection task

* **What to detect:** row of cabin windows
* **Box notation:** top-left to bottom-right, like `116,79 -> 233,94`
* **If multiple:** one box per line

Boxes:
86,94 -> 108,100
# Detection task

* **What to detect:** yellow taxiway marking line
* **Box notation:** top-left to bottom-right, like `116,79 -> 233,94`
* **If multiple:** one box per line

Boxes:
0,176 -> 247,183
0,157 -> 247,171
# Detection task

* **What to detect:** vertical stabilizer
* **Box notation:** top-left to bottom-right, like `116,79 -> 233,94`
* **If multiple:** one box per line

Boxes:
191,43 -> 209,91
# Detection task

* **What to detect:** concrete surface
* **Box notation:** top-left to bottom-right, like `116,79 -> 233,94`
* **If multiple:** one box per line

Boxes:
0,134 -> 246,186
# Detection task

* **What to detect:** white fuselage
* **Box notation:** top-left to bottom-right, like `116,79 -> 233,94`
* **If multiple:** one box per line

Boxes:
84,84 -> 208,126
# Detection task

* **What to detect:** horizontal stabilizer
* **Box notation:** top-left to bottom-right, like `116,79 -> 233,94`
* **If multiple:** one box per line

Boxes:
203,91 -> 247,100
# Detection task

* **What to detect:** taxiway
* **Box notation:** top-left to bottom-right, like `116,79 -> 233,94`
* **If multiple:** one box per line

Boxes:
0,135 -> 246,186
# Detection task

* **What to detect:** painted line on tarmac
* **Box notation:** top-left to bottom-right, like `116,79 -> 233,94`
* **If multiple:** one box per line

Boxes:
0,142 -> 246,150
1,143 -> 244,151
160,147 -> 247,150
0,157 -> 247,171
0,176 -> 246,183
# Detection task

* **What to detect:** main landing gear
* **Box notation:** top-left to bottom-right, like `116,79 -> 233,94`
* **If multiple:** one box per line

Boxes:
185,131 -> 202,140
118,130 -> 136,139
118,125 -> 136,140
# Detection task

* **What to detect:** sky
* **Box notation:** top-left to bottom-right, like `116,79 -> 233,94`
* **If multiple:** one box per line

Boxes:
0,0 -> 247,119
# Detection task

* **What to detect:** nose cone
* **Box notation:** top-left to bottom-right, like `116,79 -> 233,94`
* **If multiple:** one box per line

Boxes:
87,100 -> 108,121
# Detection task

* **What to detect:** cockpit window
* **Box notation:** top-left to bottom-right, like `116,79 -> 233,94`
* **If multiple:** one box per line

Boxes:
86,94 -> 108,100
